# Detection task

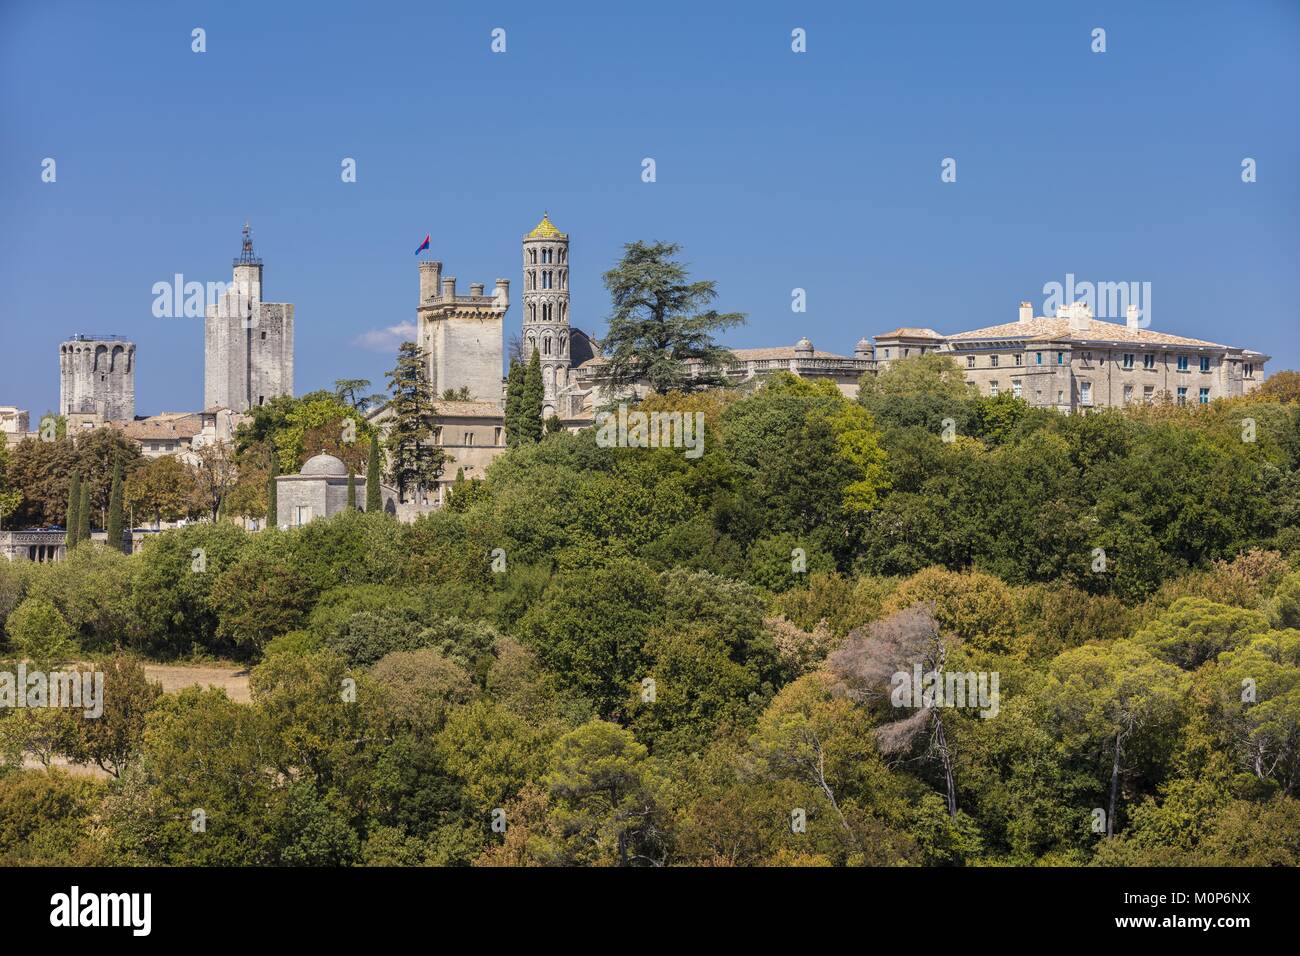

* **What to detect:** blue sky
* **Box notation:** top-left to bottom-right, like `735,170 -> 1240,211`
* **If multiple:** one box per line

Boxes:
2,0 -> 1297,417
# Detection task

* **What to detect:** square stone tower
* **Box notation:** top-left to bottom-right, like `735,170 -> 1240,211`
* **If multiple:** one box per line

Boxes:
59,334 -> 135,421
204,224 -> 295,411
416,258 -> 508,405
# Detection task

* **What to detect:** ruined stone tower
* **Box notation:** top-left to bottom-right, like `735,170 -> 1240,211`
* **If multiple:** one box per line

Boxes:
521,213 -> 570,418
59,334 -> 135,421
416,255 -> 509,405
204,223 -> 295,411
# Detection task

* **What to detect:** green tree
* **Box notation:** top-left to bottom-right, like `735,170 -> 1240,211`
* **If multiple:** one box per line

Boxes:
65,472 -> 81,545
105,456 -> 124,551
5,598 -> 77,663
76,481 -> 90,545
597,240 -> 744,395
504,358 -> 525,447
518,351 -> 544,443
347,467 -> 357,509
365,438 -> 382,512
543,720 -> 667,866
266,451 -> 279,528
384,342 -> 445,502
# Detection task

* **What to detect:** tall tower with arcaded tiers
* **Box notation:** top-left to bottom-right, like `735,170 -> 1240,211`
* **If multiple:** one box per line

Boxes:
59,334 -> 135,421
521,213 -> 571,418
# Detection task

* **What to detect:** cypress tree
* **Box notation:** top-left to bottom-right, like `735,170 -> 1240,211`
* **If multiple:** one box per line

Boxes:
106,457 -> 124,551
366,438 -> 381,512
267,452 -> 279,529
77,482 -> 90,544
65,472 -> 81,547
505,358 -> 525,447
347,467 -> 357,509
521,350 -> 544,443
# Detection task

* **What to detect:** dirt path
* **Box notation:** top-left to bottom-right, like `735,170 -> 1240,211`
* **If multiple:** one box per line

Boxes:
142,664 -> 251,703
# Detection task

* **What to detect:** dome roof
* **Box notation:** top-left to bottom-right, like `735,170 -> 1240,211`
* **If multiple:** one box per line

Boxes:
300,453 -> 348,477
856,337 -> 872,347
525,212 -> 565,240
795,336 -> 814,350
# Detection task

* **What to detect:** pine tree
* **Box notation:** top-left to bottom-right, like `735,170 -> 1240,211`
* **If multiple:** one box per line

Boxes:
384,342 -> 446,503
267,452 -> 279,529
347,467 -> 357,509
106,457 -> 124,551
520,350 -> 544,443
505,358 -> 525,447
365,437 -> 381,512
77,482 -> 90,544
65,472 -> 81,547
597,240 -> 744,394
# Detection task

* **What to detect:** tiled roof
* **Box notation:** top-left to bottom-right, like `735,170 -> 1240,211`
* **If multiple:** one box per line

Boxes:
111,417 -> 201,441
875,327 -> 944,340
947,317 -> 1231,348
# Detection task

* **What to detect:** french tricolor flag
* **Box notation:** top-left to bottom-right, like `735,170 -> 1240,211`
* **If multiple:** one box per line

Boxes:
415,234 -> 431,255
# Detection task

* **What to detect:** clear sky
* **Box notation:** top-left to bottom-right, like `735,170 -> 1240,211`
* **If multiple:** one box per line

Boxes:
2,0 -> 1297,417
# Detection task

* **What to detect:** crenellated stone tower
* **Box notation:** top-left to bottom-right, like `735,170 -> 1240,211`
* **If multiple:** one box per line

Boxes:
59,334 -> 135,421
416,256 -> 509,404
204,223 -> 295,411
521,213 -> 571,417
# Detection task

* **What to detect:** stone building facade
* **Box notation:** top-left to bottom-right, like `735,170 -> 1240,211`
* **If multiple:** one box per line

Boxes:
59,334 -> 135,421
204,224 -> 295,412
417,258 -> 509,403
929,301 -> 1268,412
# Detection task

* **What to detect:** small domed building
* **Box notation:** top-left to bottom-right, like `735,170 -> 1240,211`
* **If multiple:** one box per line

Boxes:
275,453 -> 399,528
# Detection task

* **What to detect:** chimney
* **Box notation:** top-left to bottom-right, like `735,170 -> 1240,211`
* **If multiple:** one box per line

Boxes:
419,260 -> 442,303
1019,301 -> 1033,324
441,276 -> 457,300
1126,303 -> 1141,330
469,282 -> 485,297
493,278 -> 510,310
1065,301 -> 1092,333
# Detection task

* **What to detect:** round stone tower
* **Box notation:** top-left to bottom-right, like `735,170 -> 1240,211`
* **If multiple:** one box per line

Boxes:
521,212 -> 570,416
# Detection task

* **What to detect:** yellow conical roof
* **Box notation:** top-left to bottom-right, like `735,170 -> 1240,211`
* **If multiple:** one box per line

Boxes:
525,212 -> 565,239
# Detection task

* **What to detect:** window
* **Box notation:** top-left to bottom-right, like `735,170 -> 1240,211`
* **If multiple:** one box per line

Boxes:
260,331 -> 266,340
1143,353 -> 1155,369
1177,386 -> 1188,405
295,505 -> 312,527
1035,352 -> 1043,366
989,381 -> 999,397
1143,385 -> 1154,403
1014,353 -> 1023,366
1056,389 -> 1064,404
1244,362 -> 1255,378
966,356 -> 975,369
1177,355 -> 1189,371
883,348 -> 890,359
990,354 -> 999,368
1123,353 -> 1134,369
494,427 -> 503,445
1199,387 -> 1210,404
1012,379 -> 1022,398
1056,352 -> 1064,365
1034,388 -> 1043,403
1200,356 -> 1211,372
1080,381 -> 1093,406
464,432 -> 474,446
1123,384 -> 1134,404
903,348 -> 910,358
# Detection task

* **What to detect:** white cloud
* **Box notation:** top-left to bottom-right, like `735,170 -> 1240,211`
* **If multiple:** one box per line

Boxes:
352,322 -> 417,352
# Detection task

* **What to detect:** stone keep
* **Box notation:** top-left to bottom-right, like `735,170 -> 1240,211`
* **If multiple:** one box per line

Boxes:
417,256 -> 508,405
204,224 -> 295,412
521,213 -> 571,418
59,334 -> 135,421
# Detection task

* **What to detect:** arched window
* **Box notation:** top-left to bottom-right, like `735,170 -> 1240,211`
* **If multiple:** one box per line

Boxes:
543,335 -> 552,356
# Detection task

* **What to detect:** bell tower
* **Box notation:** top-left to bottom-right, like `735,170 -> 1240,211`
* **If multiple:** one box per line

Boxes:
521,213 -> 570,417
